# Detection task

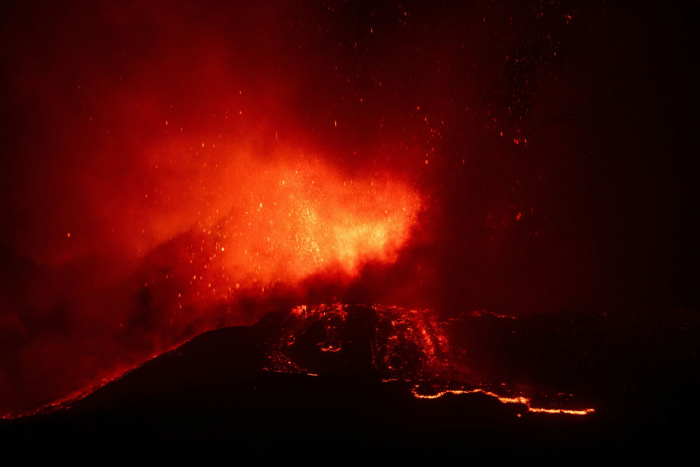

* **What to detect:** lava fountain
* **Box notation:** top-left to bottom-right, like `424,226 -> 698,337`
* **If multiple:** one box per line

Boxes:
172,156 -> 422,304
0,150 -> 423,416
139,154 -> 424,336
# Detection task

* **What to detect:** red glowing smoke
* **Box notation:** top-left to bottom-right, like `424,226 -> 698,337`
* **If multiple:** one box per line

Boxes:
0,1 -> 428,414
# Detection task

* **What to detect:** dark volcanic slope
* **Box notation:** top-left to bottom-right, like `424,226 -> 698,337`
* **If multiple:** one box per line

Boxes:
1,305 -> 699,462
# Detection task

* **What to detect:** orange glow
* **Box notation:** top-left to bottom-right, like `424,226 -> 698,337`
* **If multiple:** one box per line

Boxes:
4,303 -> 595,420
528,407 -> 596,415
215,161 -> 418,282
411,388 -> 594,415
2,354 -> 167,420
266,303 -> 596,416
167,157 -> 421,311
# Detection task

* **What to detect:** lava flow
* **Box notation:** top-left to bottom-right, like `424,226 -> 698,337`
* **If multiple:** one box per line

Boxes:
266,303 -> 595,415
4,303 -> 596,420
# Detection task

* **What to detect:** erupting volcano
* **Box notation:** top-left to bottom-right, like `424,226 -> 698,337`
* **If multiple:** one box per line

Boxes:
1,0 -> 698,462
7,303 -> 599,420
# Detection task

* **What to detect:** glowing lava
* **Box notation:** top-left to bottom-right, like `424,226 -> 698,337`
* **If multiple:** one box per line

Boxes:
411,388 -> 595,415
3,303 -> 595,420
266,304 -> 596,416
134,156 -> 423,369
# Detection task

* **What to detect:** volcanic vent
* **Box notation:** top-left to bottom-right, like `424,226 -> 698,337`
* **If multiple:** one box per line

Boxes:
263,303 -> 594,415
4,303 -> 597,421
6,304 -> 700,462
267,304 -> 455,380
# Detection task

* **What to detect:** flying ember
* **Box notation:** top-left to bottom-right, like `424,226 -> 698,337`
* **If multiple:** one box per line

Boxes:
166,157 -> 422,308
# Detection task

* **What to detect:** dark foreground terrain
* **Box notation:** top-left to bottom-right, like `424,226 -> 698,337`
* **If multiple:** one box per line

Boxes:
2,305 -> 699,463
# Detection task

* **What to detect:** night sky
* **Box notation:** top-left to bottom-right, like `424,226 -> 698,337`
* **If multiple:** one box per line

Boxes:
0,0 -> 697,415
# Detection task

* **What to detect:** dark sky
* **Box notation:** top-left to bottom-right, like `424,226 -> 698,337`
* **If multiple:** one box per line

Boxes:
0,0 -> 697,414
